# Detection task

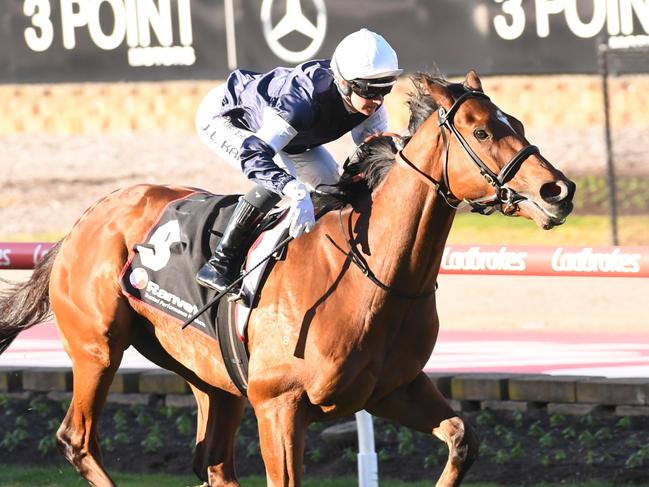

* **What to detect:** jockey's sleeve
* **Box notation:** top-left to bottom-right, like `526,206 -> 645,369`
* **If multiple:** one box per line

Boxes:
240,96 -> 311,195
239,134 -> 295,194
351,104 -> 389,146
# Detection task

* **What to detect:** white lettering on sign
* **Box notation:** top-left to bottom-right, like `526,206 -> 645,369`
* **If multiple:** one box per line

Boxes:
33,244 -> 49,267
441,246 -> 528,272
0,249 -> 11,267
494,0 -> 527,40
23,0 -> 195,67
24,0 -> 55,52
128,45 -> 195,66
551,247 -> 641,273
493,0 -> 649,40
609,33 -> 649,46
145,281 -> 199,316
136,0 -> 171,47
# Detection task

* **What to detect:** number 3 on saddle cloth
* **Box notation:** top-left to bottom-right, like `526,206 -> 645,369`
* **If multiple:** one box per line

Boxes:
119,191 -> 291,395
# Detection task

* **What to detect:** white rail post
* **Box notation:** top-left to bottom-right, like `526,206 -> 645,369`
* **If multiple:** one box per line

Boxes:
224,0 -> 238,70
355,410 -> 378,487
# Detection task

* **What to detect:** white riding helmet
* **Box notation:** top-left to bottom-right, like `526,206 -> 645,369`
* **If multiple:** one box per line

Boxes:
331,28 -> 403,81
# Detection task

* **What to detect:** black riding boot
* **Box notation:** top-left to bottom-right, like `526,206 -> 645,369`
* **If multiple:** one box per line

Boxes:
196,197 -> 266,293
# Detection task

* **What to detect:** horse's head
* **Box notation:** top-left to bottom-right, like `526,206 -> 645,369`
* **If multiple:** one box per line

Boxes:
409,71 -> 575,229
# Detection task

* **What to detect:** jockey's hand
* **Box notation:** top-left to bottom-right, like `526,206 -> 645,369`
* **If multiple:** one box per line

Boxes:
282,180 -> 315,238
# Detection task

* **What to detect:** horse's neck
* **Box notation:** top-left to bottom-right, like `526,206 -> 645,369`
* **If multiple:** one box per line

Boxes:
361,130 -> 455,295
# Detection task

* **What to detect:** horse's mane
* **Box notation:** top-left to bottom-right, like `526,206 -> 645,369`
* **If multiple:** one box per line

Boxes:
313,73 -> 469,210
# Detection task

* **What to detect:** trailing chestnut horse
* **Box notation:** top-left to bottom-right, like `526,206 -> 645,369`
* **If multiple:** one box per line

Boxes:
0,71 -> 574,486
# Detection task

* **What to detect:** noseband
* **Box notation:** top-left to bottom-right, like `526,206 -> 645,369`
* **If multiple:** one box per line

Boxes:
398,90 -> 540,215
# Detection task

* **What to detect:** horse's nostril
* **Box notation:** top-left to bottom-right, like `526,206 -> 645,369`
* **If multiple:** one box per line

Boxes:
540,181 -> 570,203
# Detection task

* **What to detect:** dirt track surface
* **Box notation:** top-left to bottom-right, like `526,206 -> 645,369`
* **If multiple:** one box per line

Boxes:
0,130 -> 647,334
2,125 -> 649,237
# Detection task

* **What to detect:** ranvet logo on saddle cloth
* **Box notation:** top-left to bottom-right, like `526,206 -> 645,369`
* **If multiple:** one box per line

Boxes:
119,191 -> 290,394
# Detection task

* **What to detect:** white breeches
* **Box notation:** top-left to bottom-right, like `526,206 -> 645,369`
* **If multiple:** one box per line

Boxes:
196,84 -> 340,191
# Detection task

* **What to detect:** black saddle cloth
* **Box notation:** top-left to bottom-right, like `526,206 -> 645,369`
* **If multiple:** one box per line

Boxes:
120,191 -> 240,340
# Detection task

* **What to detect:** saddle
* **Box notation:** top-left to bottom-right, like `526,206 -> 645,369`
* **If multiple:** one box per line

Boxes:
118,134 -> 402,395
119,191 -> 291,394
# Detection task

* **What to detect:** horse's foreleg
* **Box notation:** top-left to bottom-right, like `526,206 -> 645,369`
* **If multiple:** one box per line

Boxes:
190,385 -> 245,487
250,393 -> 309,487
431,415 -> 478,486
367,372 -> 478,486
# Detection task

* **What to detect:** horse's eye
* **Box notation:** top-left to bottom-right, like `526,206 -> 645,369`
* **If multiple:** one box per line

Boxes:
474,129 -> 489,140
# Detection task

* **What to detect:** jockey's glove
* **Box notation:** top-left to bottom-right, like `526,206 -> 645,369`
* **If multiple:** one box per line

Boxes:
282,180 -> 316,239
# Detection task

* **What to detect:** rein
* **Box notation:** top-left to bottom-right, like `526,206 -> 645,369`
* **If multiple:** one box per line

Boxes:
325,209 -> 436,300
181,204 -> 339,330
400,90 -> 540,215
395,150 -> 459,209
322,89 -> 542,302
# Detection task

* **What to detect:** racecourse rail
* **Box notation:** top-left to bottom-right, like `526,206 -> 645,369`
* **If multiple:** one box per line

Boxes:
2,242 -> 649,277
3,241 -> 649,487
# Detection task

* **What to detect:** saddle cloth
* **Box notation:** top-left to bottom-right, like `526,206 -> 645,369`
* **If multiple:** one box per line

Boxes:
119,191 -> 289,345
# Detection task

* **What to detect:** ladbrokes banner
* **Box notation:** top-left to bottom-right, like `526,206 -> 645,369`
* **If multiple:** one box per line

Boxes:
5,242 -> 649,278
2,0 -> 648,83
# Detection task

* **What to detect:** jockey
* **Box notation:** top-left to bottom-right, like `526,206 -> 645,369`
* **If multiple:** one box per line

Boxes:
195,28 -> 403,293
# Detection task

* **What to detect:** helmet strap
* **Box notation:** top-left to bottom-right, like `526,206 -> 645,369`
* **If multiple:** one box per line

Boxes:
334,78 -> 355,110
332,63 -> 358,112
340,79 -> 352,97
331,56 -> 353,98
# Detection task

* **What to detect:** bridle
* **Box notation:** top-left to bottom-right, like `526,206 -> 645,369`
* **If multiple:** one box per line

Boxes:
398,90 -> 540,215
324,89 -> 539,299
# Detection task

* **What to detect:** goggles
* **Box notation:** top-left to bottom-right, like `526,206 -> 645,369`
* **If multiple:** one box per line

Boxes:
349,76 -> 396,100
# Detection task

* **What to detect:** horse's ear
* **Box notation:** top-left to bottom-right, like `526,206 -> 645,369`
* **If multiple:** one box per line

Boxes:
464,70 -> 483,92
424,79 -> 455,111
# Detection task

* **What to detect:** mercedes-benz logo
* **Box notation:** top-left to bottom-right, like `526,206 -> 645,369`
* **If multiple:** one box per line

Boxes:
261,0 -> 327,63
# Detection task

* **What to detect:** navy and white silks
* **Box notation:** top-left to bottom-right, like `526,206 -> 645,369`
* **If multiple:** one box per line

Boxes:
195,59 -> 389,195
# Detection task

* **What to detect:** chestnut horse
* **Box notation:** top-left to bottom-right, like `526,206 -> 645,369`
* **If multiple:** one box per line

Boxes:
0,71 -> 574,486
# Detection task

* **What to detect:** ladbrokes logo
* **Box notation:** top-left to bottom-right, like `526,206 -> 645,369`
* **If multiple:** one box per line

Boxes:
0,248 -> 11,267
24,0 -> 195,67
551,247 -> 641,274
442,246 -> 527,272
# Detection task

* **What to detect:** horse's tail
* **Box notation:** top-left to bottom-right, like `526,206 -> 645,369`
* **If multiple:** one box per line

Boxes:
0,241 -> 61,355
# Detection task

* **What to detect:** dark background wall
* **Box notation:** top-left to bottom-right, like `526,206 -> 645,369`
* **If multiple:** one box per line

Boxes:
2,0 -> 648,83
